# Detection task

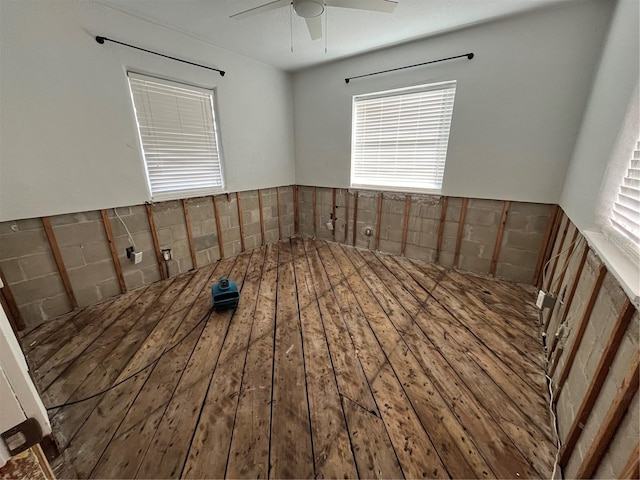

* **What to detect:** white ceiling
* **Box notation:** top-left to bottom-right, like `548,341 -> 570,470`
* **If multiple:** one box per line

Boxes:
97,0 -> 570,71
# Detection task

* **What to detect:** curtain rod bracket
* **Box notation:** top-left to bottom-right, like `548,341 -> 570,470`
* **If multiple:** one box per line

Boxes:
95,35 -> 226,76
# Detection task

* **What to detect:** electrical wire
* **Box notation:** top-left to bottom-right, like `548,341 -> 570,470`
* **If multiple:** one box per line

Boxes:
541,238 -> 580,293
550,237 -> 584,293
114,207 -> 137,249
546,373 -> 561,480
45,306 -> 214,411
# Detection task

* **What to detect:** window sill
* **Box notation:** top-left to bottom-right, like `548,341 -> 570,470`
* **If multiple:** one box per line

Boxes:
350,184 -> 443,196
583,229 -> 639,309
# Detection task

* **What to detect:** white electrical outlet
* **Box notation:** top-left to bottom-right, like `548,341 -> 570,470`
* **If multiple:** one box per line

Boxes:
133,251 -> 143,264
536,290 -> 556,309
326,221 -> 334,231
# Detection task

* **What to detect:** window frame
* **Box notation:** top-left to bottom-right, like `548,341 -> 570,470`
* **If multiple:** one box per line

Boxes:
127,71 -> 226,202
350,80 -> 457,195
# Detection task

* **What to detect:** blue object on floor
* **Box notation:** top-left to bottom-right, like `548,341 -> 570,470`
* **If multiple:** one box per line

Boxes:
211,276 -> 240,311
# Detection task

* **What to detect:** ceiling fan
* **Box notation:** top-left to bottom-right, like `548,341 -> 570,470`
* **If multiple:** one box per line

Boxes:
230,0 -> 398,41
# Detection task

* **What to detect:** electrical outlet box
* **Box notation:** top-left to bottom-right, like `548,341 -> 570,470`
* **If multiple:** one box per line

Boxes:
133,251 -> 143,264
536,290 -> 556,310
326,221 -> 334,231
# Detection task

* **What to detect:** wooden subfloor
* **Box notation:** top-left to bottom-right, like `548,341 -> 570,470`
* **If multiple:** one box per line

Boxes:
22,237 -> 556,479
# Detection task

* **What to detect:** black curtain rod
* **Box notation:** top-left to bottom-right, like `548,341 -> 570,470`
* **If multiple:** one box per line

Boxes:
345,52 -> 473,84
95,36 -> 226,76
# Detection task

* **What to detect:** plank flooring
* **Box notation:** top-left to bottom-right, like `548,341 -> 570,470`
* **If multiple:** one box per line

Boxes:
23,238 -> 555,479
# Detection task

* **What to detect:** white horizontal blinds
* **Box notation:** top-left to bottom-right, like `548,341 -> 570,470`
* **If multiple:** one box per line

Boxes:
611,141 -> 640,246
128,73 -> 223,201
352,81 -> 456,191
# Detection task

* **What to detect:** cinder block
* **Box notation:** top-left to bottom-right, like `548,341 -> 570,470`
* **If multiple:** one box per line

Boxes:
459,256 -> 491,274
378,239 -> 402,255
141,265 -> 162,285
49,211 -> 101,227
41,294 -> 72,319
466,224 -> 498,244
11,274 -> 67,305
465,206 -> 499,226
497,246 -> 538,267
82,241 -> 112,264
194,234 -> 217,251
124,270 -> 145,290
72,284 -> 102,308
176,256 -> 193,274
0,229 -> 50,258
68,259 -> 117,287
17,302 -> 45,327
0,259 -> 25,283
170,224 -> 188,241
59,246 -> 86,269
495,263 -> 534,283
404,244 -> 435,263
503,230 -> 544,252
54,221 -> 107,248
19,252 -> 58,278
108,213 -> 151,236
98,279 -> 121,300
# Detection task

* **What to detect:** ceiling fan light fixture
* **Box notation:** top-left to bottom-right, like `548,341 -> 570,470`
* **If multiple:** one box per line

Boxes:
293,0 -> 324,18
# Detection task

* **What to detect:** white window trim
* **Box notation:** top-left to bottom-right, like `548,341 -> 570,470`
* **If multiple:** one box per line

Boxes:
127,72 -> 226,202
589,82 -> 640,309
350,81 -> 456,194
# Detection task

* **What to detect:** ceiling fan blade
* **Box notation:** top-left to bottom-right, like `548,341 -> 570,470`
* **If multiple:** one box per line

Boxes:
305,16 -> 323,40
230,0 -> 290,20
325,0 -> 397,13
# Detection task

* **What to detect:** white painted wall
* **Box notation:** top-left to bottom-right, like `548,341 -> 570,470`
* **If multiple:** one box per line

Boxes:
560,0 -> 640,231
0,1 -> 295,222
292,0 -> 613,204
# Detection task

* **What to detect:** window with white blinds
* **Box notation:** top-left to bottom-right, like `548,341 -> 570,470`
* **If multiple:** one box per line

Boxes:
608,140 -> 640,262
351,81 -> 456,193
127,73 -> 224,201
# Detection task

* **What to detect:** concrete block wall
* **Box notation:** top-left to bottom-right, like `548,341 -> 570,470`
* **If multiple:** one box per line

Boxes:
152,200 -> 195,276
184,197 -> 219,269
1,187 -> 296,328
0,219 -> 70,322
50,211 -> 120,307
297,186 -> 552,285
496,202 -> 552,283
544,211 -> 639,478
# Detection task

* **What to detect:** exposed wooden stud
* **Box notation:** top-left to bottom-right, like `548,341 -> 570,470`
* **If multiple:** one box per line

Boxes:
41,216 -> 78,309
100,210 -> 127,294
539,208 -> 563,288
400,195 -> 412,256
332,188 -> 337,241
344,191 -> 350,244
620,444 -> 640,479
543,227 -> 580,331
453,198 -> 468,268
258,189 -> 265,246
546,243 -> 590,360
313,186 -> 317,237
374,193 -> 383,251
182,199 -> 198,268
559,299 -> 636,467
545,215 -> 570,292
435,196 -> 448,264
554,264 -> 607,389
293,185 -> 300,235
0,265 -> 25,332
145,203 -> 166,280
490,200 -> 510,275
235,193 -> 246,253
276,186 -> 283,240
212,195 -> 225,259
533,204 -> 559,285
575,355 -> 640,479
352,191 -> 358,246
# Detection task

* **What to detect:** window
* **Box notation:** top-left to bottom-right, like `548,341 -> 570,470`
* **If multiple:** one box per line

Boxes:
127,73 -> 224,201
351,81 -> 456,193
607,139 -> 640,263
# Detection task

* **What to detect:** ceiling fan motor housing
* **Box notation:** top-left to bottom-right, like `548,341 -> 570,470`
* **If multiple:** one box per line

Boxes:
293,0 -> 324,18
